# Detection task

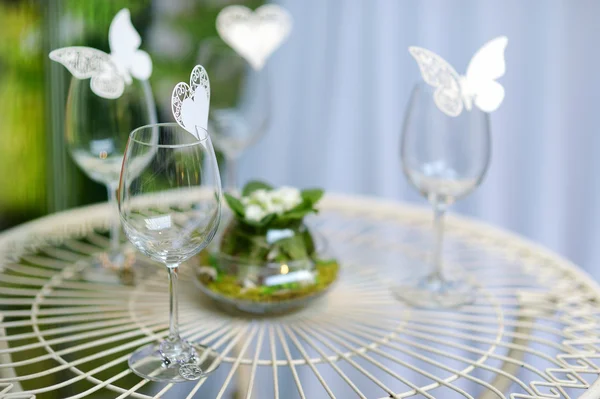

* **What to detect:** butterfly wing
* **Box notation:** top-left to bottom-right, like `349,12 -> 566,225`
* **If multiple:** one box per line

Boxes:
173,65 -> 211,136
108,8 -> 152,81
409,46 -> 463,117
471,80 -> 504,112
90,71 -> 126,100
181,94 -> 209,136
128,50 -> 152,80
189,65 -> 210,101
171,83 -> 210,137
49,47 -> 124,99
465,36 -> 507,112
49,47 -> 114,80
172,82 -> 192,131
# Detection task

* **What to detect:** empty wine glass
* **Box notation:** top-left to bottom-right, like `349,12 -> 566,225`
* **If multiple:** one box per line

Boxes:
198,38 -> 270,191
119,123 -> 222,382
65,77 -> 156,276
394,82 -> 491,308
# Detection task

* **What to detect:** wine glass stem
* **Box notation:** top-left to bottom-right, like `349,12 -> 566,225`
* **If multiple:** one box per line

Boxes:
430,203 -> 446,284
140,80 -> 158,125
226,156 -> 238,192
166,265 -> 180,342
107,184 -> 121,262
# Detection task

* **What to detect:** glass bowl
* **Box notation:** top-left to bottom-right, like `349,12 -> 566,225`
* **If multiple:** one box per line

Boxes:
193,223 -> 339,314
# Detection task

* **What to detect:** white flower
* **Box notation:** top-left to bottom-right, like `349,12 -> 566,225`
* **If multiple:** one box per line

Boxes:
265,200 -> 286,215
251,189 -> 271,204
245,204 -> 265,222
240,186 -> 303,221
273,186 -> 302,210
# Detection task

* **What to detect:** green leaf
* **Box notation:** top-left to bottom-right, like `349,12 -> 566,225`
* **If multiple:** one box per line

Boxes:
242,181 -> 273,197
224,193 -> 245,217
278,237 -> 310,260
277,210 -> 310,222
255,213 -> 276,227
239,213 -> 276,228
271,199 -> 317,225
289,201 -> 315,215
289,199 -> 313,213
301,189 -> 324,205
302,229 -> 316,255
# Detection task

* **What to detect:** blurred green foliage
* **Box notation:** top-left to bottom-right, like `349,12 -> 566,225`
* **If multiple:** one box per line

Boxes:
64,0 -> 148,34
0,0 -> 263,230
0,2 -> 47,227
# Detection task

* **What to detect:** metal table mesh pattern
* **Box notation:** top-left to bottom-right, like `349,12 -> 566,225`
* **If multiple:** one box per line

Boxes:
1,196 -> 600,398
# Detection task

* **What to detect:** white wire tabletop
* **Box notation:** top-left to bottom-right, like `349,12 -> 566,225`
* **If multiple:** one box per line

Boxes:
1,194 -> 600,399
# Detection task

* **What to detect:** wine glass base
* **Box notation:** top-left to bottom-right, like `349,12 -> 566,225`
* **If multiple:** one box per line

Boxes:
391,277 -> 475,309
128,341 -> 220,382
76,250 -> 139,286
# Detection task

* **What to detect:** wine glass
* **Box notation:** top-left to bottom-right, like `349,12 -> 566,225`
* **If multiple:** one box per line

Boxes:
394,82 -> 491,308
198,38 -> 270,191
65,77 -> 157,277
119,123 -> 222,382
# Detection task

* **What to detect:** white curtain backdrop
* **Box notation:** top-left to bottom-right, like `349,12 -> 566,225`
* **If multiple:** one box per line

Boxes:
239,0 -> 600,281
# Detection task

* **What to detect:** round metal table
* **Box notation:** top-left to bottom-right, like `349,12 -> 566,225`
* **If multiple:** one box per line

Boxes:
1,195 -> 599,399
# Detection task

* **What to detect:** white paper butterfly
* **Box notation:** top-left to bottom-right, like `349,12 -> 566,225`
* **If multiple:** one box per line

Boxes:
171,65 -> 210,139
216,4 -> 292,70
409,36 -> 508,117
49,8 -> 152,99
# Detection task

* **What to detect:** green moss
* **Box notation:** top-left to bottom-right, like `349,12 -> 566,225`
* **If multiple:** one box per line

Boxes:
199,256 -> 339,303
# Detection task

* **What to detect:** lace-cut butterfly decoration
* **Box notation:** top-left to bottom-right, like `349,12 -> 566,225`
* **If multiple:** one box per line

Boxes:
49,8 -> 152,99
216,4 -> 292,70
171,65 -> 210,139
409,36 -> 508,117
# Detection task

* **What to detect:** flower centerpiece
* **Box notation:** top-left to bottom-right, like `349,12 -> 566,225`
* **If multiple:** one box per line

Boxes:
196,181 -> 339,313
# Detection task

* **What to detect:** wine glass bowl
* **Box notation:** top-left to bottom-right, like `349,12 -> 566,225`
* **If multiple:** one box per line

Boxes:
120,128 -> 220,265
65,76 -> 156,273
394,82 -> 491,308
66,77 -> 154,187
401,84 -> 490,204
119,123 -> 222,382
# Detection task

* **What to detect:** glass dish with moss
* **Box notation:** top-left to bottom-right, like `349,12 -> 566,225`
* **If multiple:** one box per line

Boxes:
194,181 -> 339,314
